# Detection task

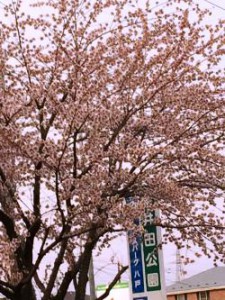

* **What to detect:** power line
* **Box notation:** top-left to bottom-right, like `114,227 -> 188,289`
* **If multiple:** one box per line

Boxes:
202,0 -> 225,11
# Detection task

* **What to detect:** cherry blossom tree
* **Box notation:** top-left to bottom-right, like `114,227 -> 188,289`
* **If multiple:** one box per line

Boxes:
1,0 -> 225,299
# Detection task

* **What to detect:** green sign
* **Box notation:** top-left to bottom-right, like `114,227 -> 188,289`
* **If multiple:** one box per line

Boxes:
143,211 -> 161,291
96,282 -> 129,291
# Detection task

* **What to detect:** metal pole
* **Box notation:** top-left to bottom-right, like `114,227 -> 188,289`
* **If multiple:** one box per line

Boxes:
89,255 -> 96,300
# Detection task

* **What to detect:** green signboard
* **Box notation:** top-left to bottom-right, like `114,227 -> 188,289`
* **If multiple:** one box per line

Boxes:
143,211 -> 161,291
96,282 -> 129,291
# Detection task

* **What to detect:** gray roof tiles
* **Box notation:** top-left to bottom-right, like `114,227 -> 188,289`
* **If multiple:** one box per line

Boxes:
167,267 -> 225,294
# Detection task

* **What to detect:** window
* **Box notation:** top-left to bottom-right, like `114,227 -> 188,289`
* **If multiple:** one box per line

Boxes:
198,291 -> 209,300
176,295 -> 187,300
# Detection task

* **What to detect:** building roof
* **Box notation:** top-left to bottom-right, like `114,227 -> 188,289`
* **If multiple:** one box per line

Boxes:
167,267 -> 225,295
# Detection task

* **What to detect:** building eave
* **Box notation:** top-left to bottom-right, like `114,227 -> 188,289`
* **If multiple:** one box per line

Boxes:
167,285 -> 225,296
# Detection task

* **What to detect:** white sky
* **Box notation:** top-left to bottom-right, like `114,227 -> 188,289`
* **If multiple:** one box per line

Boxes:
0,0 -> 225,292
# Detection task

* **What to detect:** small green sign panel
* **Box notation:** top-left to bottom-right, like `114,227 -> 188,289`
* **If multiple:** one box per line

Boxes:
143,211 -> 161,292
96,282 -> 129,291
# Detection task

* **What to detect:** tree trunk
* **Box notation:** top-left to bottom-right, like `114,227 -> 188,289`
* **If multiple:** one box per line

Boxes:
13,282 -> 37,300
75,248 -> 92,300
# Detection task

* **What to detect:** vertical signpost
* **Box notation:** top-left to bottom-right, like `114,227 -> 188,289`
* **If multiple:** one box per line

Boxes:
143,211 -> 161,292
127,204 -> 166,300
128,234 -> 145,294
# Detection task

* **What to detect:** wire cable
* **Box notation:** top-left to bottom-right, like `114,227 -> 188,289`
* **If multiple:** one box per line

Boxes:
202,0 -> 225,11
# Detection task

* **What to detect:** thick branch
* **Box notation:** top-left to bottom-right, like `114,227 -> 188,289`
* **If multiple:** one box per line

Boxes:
34,272 -> 45,294
96,265 -> 128,300
0,166 -> 30,228
0,209 -> 17,240
42,240 -> 68,300
0,284 -> 14,299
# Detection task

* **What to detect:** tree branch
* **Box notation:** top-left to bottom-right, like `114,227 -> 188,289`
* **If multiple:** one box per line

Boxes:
0,209 -> 17,240
96,265 -> 128,300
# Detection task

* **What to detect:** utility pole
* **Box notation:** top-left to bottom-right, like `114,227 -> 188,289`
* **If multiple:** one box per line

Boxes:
176,248 -> 185,282
117,262 -> 121,283
89,255 -> 96,300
